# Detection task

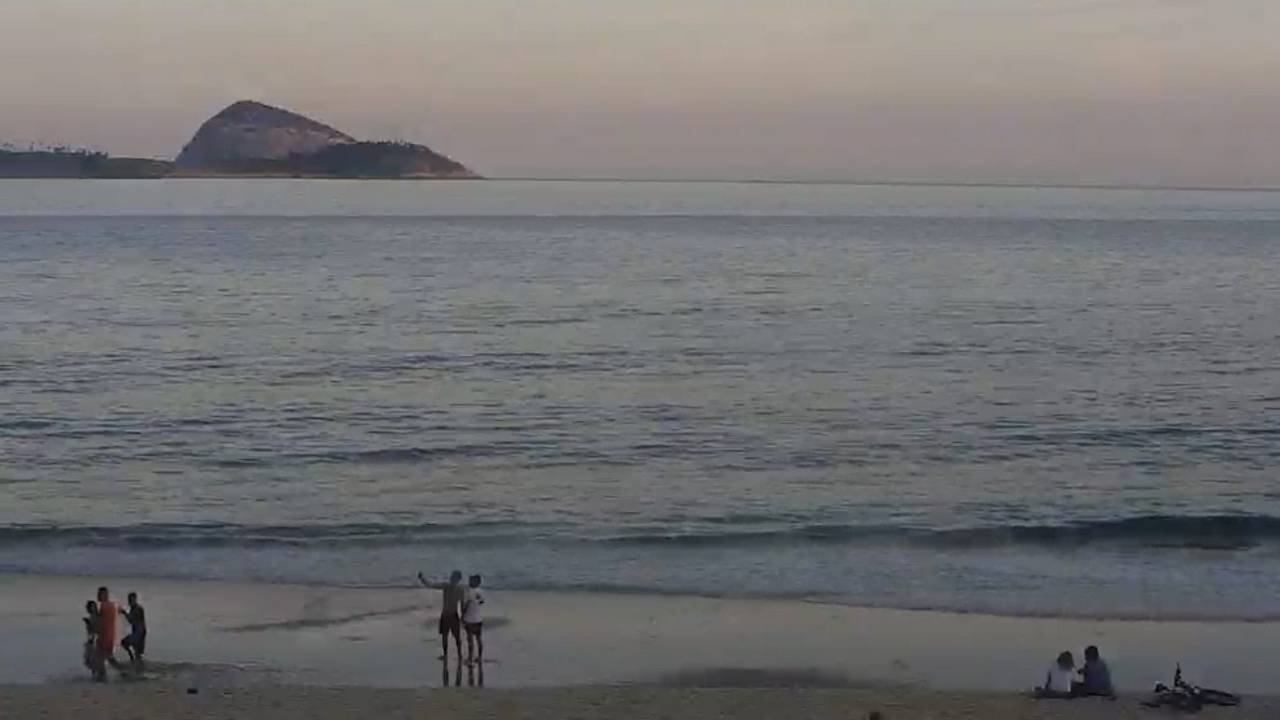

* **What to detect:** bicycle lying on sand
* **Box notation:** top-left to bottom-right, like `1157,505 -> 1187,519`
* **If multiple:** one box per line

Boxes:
1142,664 -> 1241,712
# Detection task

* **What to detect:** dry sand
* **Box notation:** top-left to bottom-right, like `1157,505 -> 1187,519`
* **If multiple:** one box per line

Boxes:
1,684 -> 1275,720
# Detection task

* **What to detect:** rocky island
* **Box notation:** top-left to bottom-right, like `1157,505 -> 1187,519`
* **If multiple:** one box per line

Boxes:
0,100 -> 477,179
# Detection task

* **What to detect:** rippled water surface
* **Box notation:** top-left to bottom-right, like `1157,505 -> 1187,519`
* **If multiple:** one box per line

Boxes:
3,180 -> 1280,618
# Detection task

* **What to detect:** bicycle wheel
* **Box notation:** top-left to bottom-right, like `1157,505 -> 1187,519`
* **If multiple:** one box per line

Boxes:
1140,694 -> 1170,709
1197,688 -> 1241,706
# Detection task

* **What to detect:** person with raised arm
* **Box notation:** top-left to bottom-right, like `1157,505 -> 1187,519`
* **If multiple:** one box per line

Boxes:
418,570 -> 464,662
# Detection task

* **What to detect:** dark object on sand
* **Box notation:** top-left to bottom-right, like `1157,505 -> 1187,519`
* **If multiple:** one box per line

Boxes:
187,687 -> 199,695
868,712 -> 884,720
1142,664 -> 1240,711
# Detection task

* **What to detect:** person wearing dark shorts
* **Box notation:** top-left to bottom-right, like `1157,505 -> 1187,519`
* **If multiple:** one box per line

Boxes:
120,592 -> 147,668
438,610 -> 461,641
420,570 -> 464,662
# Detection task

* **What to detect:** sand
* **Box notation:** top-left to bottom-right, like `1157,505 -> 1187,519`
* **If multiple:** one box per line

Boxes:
5,573 -> 1280,691
1,684 -> 1276,720
2,572 -> 1277,718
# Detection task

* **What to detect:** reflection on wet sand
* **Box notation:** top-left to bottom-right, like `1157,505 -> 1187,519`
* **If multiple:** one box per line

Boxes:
441,657 -> 484,688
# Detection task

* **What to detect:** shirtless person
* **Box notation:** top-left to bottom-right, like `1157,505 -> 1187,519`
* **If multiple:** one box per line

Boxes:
419,571 -> 464,662
120,592 -> 147,669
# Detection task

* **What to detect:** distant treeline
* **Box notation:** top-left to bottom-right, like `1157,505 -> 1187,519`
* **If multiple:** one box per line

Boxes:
0,141 -> 474,179
189,141 -> 473,178
0,147 -> 171,178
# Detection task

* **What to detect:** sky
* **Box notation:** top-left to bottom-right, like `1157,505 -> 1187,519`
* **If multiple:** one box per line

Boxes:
2,0 -> 1278,185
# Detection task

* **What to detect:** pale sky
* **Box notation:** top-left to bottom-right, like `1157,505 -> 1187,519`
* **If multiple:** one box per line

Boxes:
2,0 -> 1278,185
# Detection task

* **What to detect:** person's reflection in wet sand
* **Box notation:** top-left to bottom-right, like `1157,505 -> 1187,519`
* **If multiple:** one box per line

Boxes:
443,651 -> 484,687
441,656 -> 463,687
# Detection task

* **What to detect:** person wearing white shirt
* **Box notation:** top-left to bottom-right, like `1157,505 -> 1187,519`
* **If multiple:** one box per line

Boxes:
462,574 -> 486,666
1037,651 -> 1077,698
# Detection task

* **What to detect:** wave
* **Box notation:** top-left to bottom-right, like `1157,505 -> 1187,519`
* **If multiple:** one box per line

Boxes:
0,521 -> 554,549
301,447 -> 456,464
2,514 -> 1279,551
604,514 -> 1280,550
206,444 -> 540,468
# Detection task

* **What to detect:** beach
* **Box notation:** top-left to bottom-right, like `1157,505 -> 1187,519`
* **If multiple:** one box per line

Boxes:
2,572 -> 1278,718
7,0 -> 1280,713
7,684 -> 1280,720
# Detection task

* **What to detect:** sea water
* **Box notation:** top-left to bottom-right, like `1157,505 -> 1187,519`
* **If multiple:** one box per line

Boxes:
3,179 -> 1280,619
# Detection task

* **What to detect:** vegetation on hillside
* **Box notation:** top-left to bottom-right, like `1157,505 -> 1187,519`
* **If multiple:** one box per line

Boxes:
181,141 -> 475,178
1,138 -> 474,179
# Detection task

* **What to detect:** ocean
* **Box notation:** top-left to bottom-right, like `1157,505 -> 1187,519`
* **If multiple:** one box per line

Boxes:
3,179 -> 1280,620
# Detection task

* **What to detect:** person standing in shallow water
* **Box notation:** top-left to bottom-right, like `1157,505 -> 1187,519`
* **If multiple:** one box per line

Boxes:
93,587 -> 123,680
120,592 -> 147,669
82,601 -> 99,675
419,570 -> 464,662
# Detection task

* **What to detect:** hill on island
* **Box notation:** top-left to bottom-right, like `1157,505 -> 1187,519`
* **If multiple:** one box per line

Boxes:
175,100 -> 354,167
0,100 -> 477,179
174,100 -> 476,178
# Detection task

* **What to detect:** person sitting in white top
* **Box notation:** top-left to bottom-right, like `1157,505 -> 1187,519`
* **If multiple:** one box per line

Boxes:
1037,651 -> 1078,698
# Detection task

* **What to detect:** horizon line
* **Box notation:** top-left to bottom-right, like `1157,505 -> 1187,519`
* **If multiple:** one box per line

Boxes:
484,176 -> 1280,194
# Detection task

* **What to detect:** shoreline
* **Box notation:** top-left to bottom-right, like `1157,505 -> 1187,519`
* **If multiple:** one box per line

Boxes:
3,573 -> 1279,695
0,173 -> 482,181
7,569 -> 1280,625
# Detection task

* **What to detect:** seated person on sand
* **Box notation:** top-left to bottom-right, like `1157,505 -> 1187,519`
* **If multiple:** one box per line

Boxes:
1075,645 -> 1115,697
1035,651 -> 1077,698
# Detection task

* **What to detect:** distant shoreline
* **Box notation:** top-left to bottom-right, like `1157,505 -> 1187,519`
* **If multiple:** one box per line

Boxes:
484,176 -> 1280,193
3,172 -> 1278,193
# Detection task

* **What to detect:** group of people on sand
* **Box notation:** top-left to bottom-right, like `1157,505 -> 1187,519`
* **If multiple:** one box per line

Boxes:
78,575 -> 476,682
82,586 -> 147,681
1036,645 -> 1115,699
63,578 -> 1139,699
419,570 -> 486,666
